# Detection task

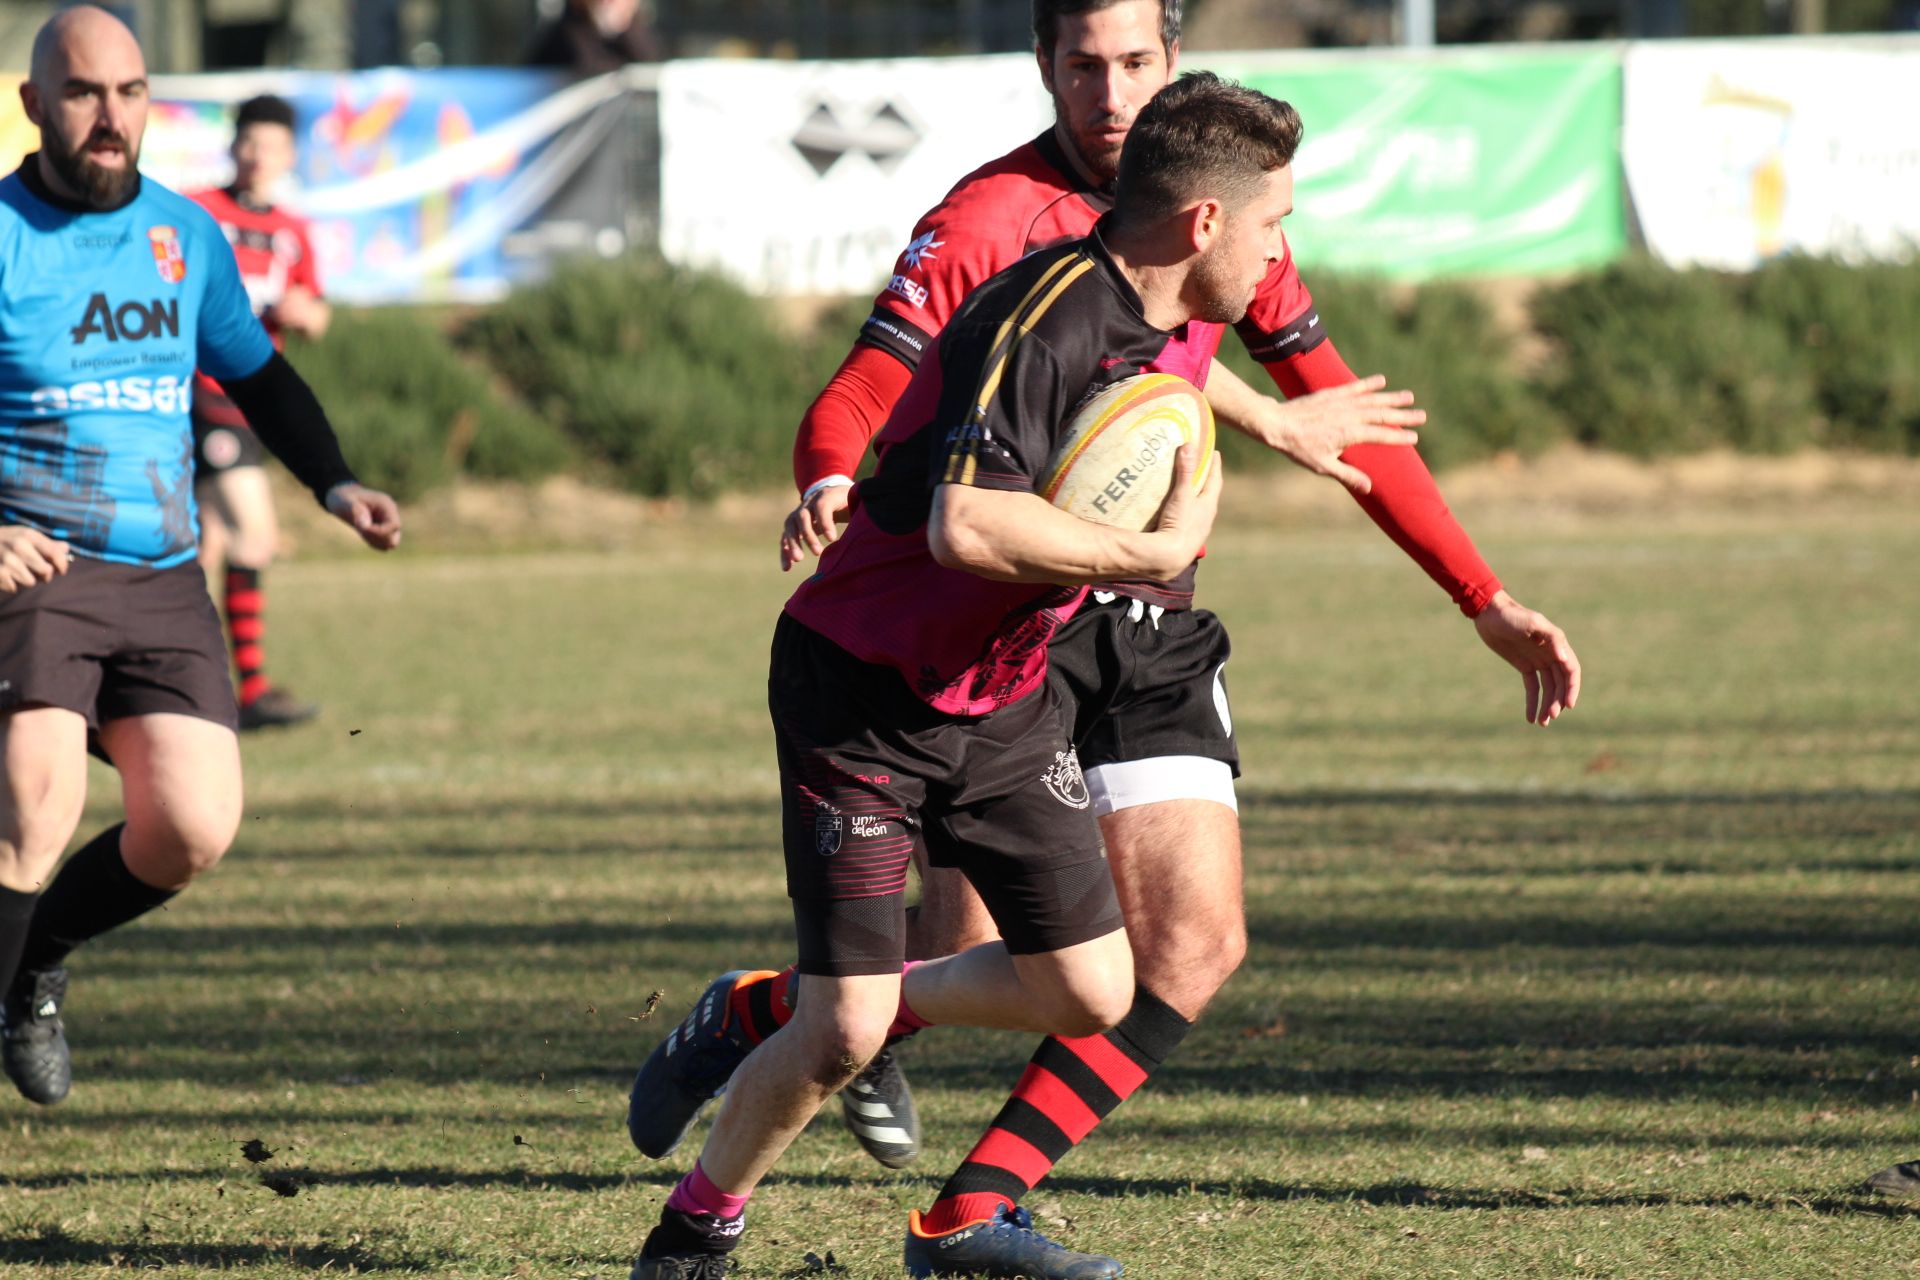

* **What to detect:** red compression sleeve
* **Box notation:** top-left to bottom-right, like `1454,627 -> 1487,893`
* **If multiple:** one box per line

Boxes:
792,343 -> 917,493
1264,339 -> 1503,617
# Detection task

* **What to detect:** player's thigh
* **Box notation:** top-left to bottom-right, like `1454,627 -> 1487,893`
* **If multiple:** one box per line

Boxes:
101,713 -> 242,871
0,706 -> 91,888
211,465 -> 279,564
908,851 -> 1000,959
1101,797 -> 1243,972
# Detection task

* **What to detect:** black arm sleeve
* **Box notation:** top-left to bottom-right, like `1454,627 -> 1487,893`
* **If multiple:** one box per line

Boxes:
218,352 -> 359,505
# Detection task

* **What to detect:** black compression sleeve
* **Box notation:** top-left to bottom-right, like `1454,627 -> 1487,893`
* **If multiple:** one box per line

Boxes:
217,352 -> 358,504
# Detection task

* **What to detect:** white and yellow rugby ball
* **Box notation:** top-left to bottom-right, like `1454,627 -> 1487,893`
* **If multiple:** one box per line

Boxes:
1041,373 -> 1214,531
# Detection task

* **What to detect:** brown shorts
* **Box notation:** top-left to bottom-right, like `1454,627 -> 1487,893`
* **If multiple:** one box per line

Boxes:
770,614 -> 1123,977
0,556 -> 238,732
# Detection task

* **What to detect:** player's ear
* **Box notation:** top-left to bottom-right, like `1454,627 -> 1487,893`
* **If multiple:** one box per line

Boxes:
1165,38 -> 1180,75
19,80 -> 42,126
1185,198 -> 1224,254
1036,46 -> 1056,94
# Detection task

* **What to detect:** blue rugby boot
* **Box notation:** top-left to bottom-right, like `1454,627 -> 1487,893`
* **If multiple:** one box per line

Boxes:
626,970 -> 773,1158
905,1205 -> 1124,1278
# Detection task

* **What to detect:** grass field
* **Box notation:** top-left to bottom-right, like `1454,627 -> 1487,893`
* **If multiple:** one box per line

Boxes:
4,494 -> 1918,1278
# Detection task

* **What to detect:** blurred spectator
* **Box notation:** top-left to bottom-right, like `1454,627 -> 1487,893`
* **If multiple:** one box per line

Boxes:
527,0 -> 661,73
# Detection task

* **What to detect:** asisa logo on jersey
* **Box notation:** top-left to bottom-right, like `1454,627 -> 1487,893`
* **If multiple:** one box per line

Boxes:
70,293 -> 181,345
886,273 -> 929,308
148,225 -> 187,284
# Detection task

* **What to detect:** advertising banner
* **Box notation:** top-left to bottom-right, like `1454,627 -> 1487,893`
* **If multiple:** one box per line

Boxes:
1622,38 -> 1920,270
658,55 -> 1052,295
1201,48 -> 1628,279
1,66 -> 656,303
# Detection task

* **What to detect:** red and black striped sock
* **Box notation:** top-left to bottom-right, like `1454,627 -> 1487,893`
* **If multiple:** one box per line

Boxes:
919,986 -> 1192,1235
727,967 -> 797,1046
225,565 -> 269,706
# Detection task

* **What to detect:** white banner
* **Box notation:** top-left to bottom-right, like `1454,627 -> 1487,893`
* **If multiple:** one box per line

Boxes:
1624,37 -> 1920,269
659,55 -> 1052,295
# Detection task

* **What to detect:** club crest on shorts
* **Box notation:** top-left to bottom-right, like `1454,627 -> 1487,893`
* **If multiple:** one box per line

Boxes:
1041,748 -> 1090,809
149,226 -> 187,284
814,801 -> 843,857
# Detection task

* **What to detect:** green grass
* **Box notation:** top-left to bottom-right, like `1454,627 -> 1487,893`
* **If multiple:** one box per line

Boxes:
4,500 -> 1918,1278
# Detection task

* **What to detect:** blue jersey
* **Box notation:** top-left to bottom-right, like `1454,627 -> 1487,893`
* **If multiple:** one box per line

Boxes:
0,160 -> 274,567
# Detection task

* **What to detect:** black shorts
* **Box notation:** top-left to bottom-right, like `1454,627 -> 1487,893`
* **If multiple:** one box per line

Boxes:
770,614 -> 1122,977
192,406 -> 265,476
0,557 -> 238,732
1047,593 -> 1239,775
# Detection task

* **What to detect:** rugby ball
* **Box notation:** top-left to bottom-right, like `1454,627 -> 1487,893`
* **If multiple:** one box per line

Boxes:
1041,373 -> 1214,531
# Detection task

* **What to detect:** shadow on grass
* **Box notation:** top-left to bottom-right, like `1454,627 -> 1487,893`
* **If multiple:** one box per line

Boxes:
0,1224 -> 441,1271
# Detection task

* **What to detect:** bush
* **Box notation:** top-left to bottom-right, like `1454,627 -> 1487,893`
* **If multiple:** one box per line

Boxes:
286,309 -> 572,500
1529,256 -> 1822,457
462,255 -> 837,498
1741,254 -> 1920,453
1216,273 -> 1561,473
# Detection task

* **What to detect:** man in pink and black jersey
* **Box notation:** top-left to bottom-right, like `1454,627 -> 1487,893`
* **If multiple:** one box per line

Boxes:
626,74 -> 1299,1280
188,95 -> 330,730
636,0 -> 1580,1225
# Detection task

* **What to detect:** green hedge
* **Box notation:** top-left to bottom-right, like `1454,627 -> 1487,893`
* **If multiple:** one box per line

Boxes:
460,255 -> 859,499
287,252 -> 1920,503
286,308 -> 572,501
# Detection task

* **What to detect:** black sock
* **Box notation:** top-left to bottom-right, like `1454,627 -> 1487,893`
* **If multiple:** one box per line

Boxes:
17,825 -> 177,976
642,1206 -> 745,1259
0,884 -> 39,1000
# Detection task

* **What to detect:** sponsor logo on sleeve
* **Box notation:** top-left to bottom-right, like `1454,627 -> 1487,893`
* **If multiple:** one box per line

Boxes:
902,231 -> 943,268
886,274 -> 929,308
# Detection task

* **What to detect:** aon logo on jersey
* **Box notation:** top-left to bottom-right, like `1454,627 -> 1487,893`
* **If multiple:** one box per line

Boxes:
32,374 -> 194,415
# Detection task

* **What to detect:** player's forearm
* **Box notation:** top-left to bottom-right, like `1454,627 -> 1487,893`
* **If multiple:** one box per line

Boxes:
792,343 -> 914,492
928,484 -> 1187,585
218,352 -> 358,503
1260,340 -> 1502,616
1201,357 -> 1280,444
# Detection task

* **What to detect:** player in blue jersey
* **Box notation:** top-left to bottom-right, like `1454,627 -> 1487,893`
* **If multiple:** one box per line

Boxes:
0,6 -> 402,1106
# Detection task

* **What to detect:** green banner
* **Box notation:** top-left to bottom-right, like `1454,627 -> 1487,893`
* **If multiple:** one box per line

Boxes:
1200,50 -> 1627,279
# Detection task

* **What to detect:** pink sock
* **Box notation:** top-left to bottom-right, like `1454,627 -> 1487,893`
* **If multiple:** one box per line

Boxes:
888,959 -> 934,1039
665,1160 -> 751,1220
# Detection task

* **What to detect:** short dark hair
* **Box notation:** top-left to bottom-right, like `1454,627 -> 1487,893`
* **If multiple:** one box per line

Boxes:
234,94 -> 297,133
1032,0 -> 1180,61
1112,72 -> 1303,229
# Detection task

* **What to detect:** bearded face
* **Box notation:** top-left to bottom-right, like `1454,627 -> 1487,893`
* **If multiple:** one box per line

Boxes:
41,108 -> 141,209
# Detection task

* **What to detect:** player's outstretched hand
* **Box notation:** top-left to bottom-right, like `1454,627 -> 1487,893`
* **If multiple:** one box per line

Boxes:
780,480 -> 853,571
1473,590 -> 1581,727
1148,444 -> 1224,578
1263,375 -> 1424,495
0,526 -> 71,594
325,483 -> 404,552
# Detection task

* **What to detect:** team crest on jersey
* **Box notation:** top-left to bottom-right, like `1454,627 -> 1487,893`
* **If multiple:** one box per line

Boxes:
814,801 -> 844,857
1041,749 -> 1091,809
149,226 -> 187,284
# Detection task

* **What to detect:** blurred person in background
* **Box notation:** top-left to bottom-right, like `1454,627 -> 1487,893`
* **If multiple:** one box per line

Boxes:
527,0 -> 662,74
187,94 -> 329,731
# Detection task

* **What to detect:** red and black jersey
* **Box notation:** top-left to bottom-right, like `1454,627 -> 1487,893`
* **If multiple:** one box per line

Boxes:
787,227 -> 1212,716
187,187 -> 322,428
793,128 -> 1504,619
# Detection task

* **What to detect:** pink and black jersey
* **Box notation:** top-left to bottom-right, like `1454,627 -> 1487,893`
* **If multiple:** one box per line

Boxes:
788,226 -> 1213,716
187,187 -> 321,428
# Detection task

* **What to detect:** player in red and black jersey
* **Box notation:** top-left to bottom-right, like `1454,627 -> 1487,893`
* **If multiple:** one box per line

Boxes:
188,95 -> 330,730
627,75 -> 1297,1280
